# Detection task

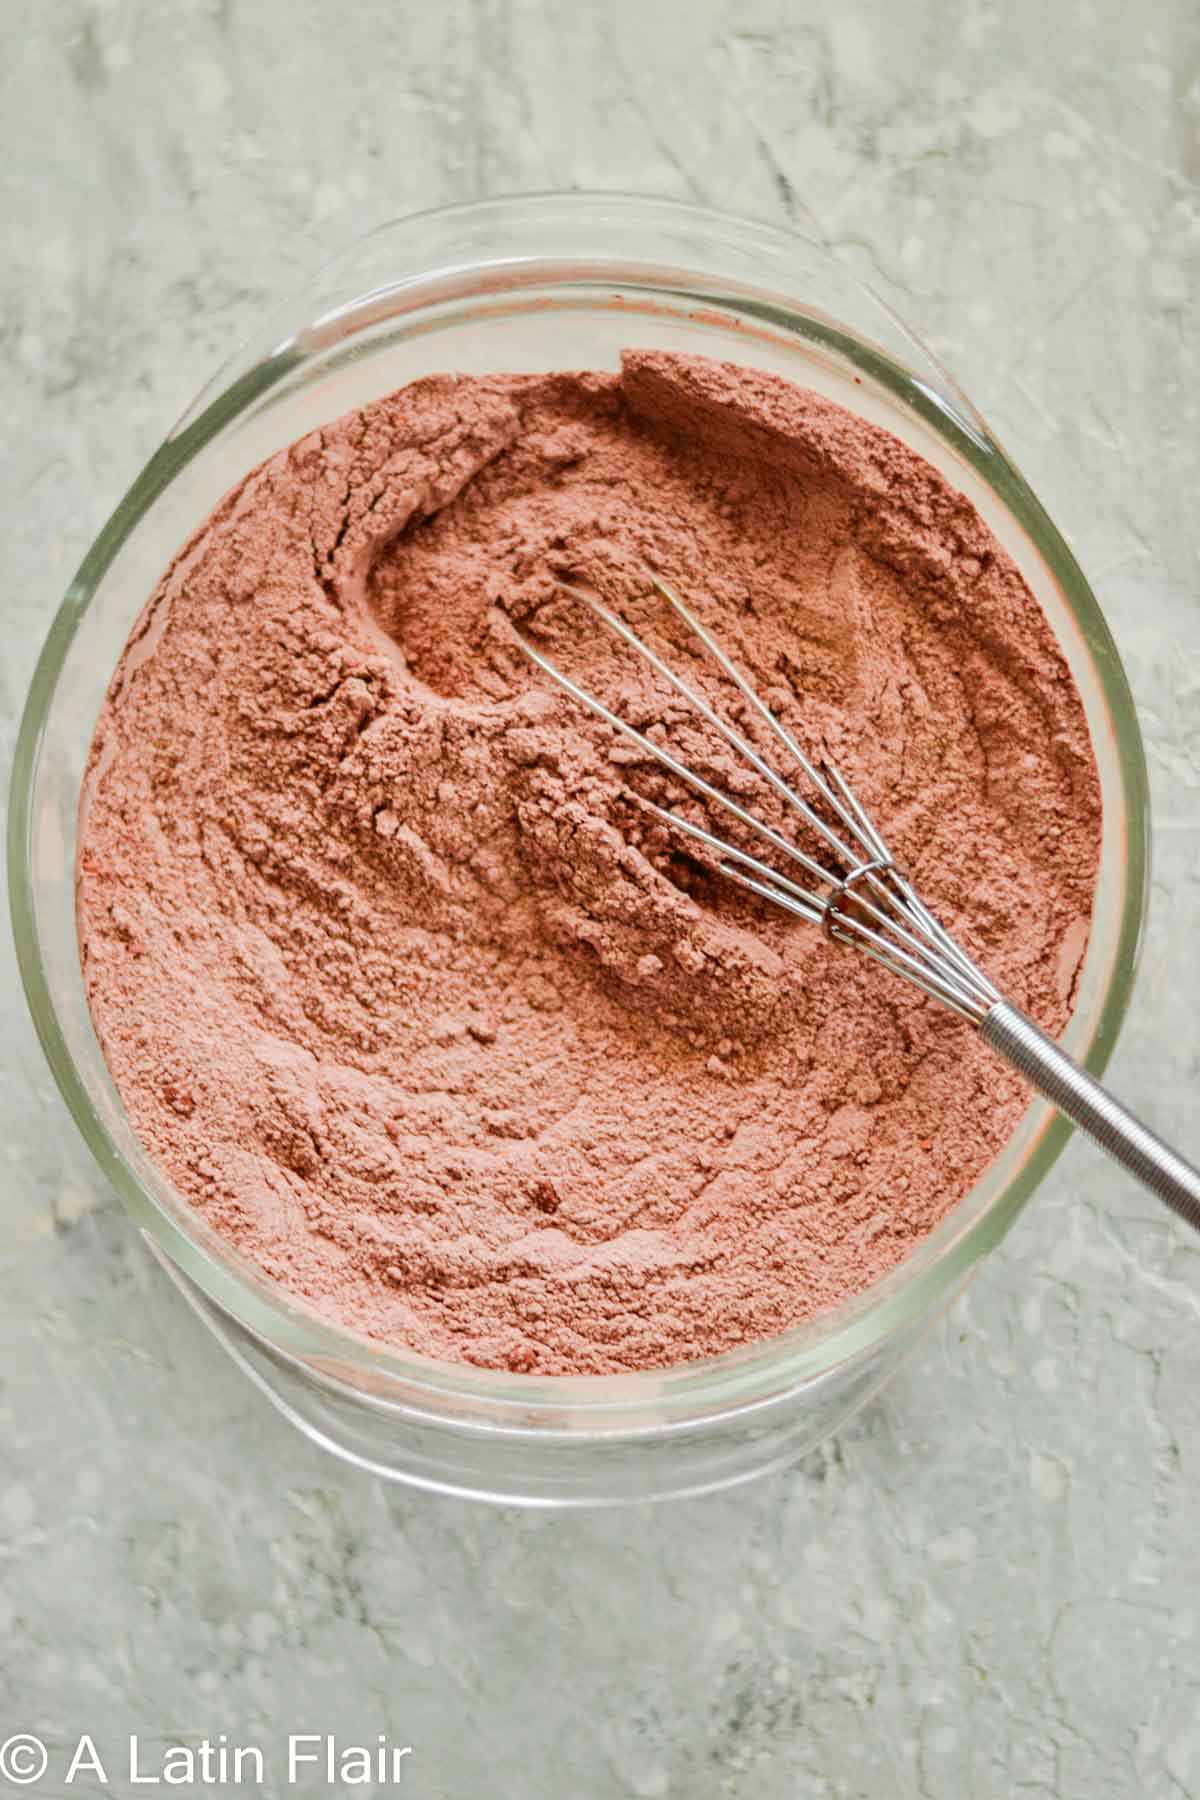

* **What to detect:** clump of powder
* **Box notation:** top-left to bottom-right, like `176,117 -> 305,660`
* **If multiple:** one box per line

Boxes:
76,353 -> 1101,1375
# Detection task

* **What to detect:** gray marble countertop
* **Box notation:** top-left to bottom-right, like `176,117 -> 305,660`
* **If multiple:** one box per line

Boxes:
3,3 -> 1199,1796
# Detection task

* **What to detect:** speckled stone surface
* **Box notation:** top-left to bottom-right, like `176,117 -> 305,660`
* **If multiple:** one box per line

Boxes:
3,3 -> 1200,1795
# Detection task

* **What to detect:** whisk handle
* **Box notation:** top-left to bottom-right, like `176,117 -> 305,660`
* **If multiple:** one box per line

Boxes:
980,999 -> 1200,1232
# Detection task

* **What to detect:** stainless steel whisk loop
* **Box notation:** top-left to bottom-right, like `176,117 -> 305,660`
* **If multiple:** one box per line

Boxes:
821,856 -> 897,943
511,573 -> 1200,1234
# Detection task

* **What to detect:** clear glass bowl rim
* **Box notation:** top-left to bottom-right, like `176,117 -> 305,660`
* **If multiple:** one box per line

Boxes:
7,191 -> 1151,1426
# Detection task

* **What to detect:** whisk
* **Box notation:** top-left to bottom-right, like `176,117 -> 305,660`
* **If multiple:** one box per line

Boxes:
511,574 -> 1200,1233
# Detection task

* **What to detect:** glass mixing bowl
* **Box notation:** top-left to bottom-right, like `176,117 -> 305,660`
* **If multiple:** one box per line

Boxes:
9,194 -> 1149,1505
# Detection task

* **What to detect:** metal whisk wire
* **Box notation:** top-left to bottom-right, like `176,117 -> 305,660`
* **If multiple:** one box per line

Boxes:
512,575 -> 999,1023
510,573 -> 1200,1234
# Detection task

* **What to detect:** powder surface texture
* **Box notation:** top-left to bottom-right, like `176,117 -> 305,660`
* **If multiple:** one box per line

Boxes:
77,353 -> 1101,1375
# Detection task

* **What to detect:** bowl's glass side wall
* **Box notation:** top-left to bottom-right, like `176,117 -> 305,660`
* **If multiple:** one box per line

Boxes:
177,195 -> 994,446
9,198 -> 1149,1499
153,1245 -> 948,1504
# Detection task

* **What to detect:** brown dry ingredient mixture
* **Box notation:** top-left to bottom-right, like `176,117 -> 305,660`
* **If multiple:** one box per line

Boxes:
77,353 -> 1100,1374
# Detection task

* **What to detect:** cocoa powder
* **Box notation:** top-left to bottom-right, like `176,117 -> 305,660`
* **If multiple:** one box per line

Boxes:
76,353 -> 1101,1375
